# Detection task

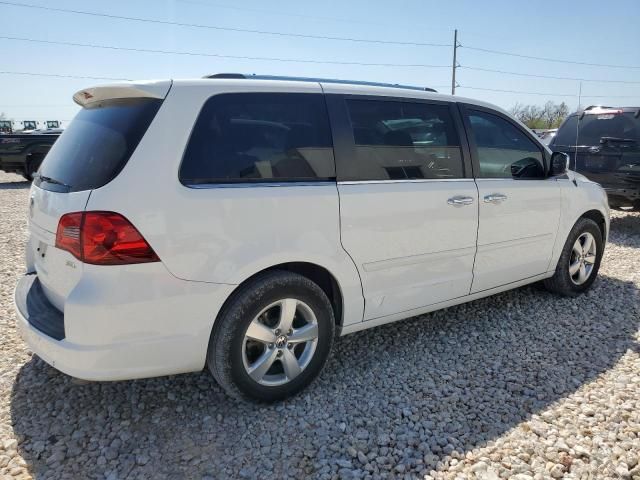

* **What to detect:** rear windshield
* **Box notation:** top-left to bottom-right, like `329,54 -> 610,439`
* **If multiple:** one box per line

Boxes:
35,97 -> 162,192
553,111 -> 640,147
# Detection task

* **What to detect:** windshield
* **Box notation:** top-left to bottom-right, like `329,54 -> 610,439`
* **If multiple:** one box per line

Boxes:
36,97 -> 162,192
553,111 -> 640,147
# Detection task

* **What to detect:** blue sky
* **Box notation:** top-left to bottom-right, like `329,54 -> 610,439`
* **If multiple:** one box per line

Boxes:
1,0 -> 639,127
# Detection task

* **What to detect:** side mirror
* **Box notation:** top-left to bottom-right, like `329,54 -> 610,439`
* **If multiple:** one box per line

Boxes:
549,152 -> 570,176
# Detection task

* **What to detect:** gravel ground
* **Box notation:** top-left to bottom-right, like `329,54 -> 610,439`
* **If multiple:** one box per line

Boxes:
0,170 -> 638,480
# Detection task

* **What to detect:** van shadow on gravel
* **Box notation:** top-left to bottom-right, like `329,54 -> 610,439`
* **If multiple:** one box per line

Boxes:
10,272 -> 640,479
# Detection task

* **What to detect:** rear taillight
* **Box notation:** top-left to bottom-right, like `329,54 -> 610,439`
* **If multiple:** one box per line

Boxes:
55,212 -> 159,265
55,212 -> 83,260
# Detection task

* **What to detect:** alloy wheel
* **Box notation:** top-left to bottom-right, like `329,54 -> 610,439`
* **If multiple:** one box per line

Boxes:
242,298 -> 319,386
569,232 -> 597,285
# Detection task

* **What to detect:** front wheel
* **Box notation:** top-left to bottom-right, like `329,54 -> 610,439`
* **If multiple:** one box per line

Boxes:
544,217 -> 604,296
207,271 -> 335,402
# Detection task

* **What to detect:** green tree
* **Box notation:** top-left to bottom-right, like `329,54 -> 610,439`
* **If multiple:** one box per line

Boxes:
510,101 -> 569,129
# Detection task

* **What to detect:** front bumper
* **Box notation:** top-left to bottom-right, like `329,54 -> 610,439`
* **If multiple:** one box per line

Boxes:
14,269 -> 235,381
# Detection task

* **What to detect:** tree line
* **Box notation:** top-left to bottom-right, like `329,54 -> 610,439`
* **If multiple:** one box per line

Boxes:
509,101 -> 570,129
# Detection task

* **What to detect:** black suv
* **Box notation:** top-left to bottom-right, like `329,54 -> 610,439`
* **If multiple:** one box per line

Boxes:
550,106 -> 640,210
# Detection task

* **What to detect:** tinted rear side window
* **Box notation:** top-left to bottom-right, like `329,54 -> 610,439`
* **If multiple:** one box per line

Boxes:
180,93 -> 335,184
342,99 -> 464,181
36,98 -> 162,192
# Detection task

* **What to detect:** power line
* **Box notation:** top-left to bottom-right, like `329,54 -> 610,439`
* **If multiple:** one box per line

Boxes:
0,70 -> 452,89
460,65 -> 640,85
581,94 -> 640,98
459,85 -> 640,98
174,0 -> 386,27
459,86 -> 576,97
0,71 -> 131,81
459,45 -> 640,69
0,1 -> 451,47
0,36 -> 451,68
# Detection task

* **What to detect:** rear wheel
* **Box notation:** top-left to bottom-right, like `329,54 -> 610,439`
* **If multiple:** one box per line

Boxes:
544,218 -> 603,296
207,271 -> 335,402
23,152 -> 44,181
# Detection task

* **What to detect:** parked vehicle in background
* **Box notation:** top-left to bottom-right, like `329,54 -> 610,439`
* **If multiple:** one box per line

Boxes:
45,121 -> 61,129
539,128 -> 558,145
15,75 -> 609,401
550,106 -> 640,210
0,120 -> 13,134
0,129 -> 61,179
19,120 -> 38,133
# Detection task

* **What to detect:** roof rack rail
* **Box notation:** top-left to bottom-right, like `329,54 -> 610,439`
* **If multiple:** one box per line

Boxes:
204,73 -> 437,92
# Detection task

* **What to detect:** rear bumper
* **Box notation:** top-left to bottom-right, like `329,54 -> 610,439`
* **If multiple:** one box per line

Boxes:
14,268 -> 235,381
604,186 -> 640,206
0,151 -> 30,172
0,158 -> 27,173
15,274 -> 65,340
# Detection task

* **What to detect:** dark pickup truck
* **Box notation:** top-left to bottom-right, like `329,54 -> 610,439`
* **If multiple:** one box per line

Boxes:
0,130 -> 62,180
550,106 -> 640,210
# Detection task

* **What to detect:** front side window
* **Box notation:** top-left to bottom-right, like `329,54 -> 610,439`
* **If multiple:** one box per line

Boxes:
180,93 -> 335,184
342,99 -> 464,181
467,110 -> 544,179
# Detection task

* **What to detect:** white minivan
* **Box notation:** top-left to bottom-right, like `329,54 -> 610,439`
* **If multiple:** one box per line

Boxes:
15,75 -> 609,401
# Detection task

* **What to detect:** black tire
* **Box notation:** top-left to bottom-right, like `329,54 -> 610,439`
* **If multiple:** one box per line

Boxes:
207,270 -> 335,402
543,217 -> 604,296
24,152 -> 44,181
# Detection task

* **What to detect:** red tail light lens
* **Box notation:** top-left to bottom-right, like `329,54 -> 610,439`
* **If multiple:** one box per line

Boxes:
55,212 -> 159,265
55,212 -> 83,260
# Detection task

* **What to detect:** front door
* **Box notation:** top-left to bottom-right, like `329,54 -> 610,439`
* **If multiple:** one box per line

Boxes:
327,93 -> 478,321
461,106 -> 561,293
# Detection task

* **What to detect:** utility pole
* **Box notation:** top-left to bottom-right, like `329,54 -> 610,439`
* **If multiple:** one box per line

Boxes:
451,29 -> 458,95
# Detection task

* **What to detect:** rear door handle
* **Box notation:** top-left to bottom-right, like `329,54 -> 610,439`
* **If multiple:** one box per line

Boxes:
447,195 -> 475,207
484,193 -> 508,204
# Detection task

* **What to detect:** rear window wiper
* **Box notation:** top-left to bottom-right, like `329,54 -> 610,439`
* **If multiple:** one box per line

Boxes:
34,173 -> 72,188
600,136 -> 638,144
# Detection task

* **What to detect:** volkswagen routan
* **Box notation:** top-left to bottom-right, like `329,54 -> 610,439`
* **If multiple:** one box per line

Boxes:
15,74 -> 609,401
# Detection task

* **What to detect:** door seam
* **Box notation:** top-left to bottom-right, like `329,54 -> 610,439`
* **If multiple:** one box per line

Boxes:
334,182 -> 366,323
469,179 -> 480,295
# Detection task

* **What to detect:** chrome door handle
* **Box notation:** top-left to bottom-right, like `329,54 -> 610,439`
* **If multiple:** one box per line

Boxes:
447,196 -> 474,207
484,193 -> 508,204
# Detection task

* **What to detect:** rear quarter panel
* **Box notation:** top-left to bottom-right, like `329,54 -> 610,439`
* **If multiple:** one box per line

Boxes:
85,80 -> 365,327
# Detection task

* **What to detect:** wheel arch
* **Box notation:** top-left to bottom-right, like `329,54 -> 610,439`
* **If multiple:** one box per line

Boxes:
579,209 -> 607,242
215,261 -> 344,330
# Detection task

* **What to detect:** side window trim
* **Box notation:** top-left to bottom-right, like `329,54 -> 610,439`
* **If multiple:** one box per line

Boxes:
327,93 -> 473,182
459,103 -> 549,179
452,102 -> 475,178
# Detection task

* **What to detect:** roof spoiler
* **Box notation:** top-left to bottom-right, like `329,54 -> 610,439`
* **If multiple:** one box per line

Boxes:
73,80 -> 172,107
